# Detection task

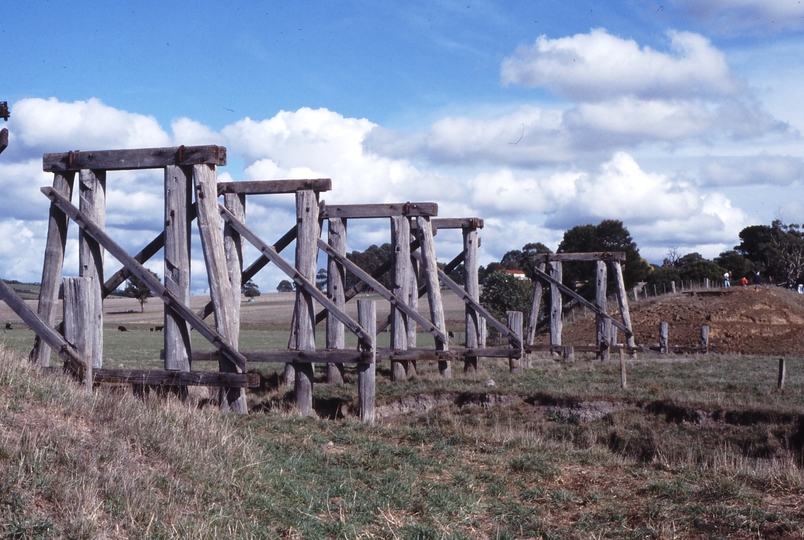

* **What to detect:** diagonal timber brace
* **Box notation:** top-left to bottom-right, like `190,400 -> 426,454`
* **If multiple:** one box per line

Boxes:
316,238 -> 450,345
531,265 -> 632,337
41,186 -> 248,372
218,203 -> 375,350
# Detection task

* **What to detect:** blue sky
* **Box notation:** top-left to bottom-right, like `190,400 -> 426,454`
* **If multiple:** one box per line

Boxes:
1,0 -> 803,293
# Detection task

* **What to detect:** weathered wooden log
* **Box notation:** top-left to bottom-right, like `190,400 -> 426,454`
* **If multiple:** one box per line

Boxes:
610,261 -> 636,350
463,225 -> 481,374
671,281 -> 676,294
415,216 -> 450,378
218,178 -> 331,195
293,189 -> 319,415
620,348 -> 627,389
93,369 -> 260,387
326,218 -> 346,384
78,169 -> 106,369
358,300 -> 376,424
44,145 -> 226,172
550,262 -> 563,349
600,318 -> 612,362
63,277 -> 96,390
164,165 -> 192,375
562,345 -> 575,362
31,172 -> 75,367
194,164 -> 246,413
659,322 -> 669,354
526,262 -> 546,348
405,249 -> 419,379
321,202 -> 437,219
390,215 -> 410,381
700,325 -> 709,354
595,261 -> 607,360
507,311 -> 524,374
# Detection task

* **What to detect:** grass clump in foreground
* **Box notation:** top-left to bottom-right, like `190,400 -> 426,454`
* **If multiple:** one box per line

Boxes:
0,346 -> 803,538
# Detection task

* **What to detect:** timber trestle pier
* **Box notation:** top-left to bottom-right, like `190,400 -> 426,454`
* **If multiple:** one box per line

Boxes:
0,144 -> 637,422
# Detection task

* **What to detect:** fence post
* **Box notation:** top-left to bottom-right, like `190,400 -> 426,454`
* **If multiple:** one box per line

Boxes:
464,225 -> 481,374
600,318 -> 612,362
358,300 -> 376,424
326,217 -> 347,384
405,248 -> 419,378
595,261 -> 607,360
671,281 -> 676,294
562,345 -> 575,362
619,348 -> 627,389
700,325 -> 709,354
416,216 -> 450,378
659,322 -> 669,354
778,357 -> 786,391
507,311 -> 523,374
390,215 -> 410,381
550,262 -> 563,353
78,169 -> 106,370
63,277 -> 96,391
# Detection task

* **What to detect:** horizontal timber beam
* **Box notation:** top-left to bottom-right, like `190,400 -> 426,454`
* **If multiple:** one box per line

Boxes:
185,346 -> 520,363
218,179 -> 332,195
92,369 -> 260,388
320,202 -> 437,219
43,145 -> 226,172
532,251 -> 626,263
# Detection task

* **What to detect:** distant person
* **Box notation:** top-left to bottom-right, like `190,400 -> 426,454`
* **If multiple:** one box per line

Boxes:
754,271 -> 761,285
723,272 -> 730,287
741,276 -> 749,287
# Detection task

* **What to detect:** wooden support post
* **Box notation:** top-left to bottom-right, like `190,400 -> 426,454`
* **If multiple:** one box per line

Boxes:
326,218 -> 346,384
194,164 -> 246,413
704,278 -> 710,289
390,215 -> 410,381
600,318 -> 612,362
507,311 -> 523,374
526,263 -> 546,348
671,281 -> 676,294
619,348 -> 627,389
164,165 -> 192,378
31,172 -> 75,367
633,287 -> 638,303
463,225 -> 481,374
293,189 -> 319,415
659,322 -> 669,354
63,277 -> 96,391
78,169 -> 106,369
610,261 -> 636,351
415,216 -> 450,378
405,250 -> 419,378
357,300 -> 376,424
778,358 -> 786,391
595,261 -> 607,360
223,190 -> 246,406
700,325 -> 709,354
562,345 -> 575,362
550,262 -> 563,352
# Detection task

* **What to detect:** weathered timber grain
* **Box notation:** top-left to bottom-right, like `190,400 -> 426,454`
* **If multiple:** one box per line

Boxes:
40,186 -> 248,374
526,263 -> 546,346
700,324 -> 709,354
463,226 -> 480,374
405,251 -> 419,379
659,322 -> 669,354
431,217 -> 484,230
63,277 -> 96,390
31,172 -> 75,367
620,349 -> 627,389
415,216 -> 450,378
0,280 -> 86,377
532,251 -> 626,263
194,164 -> 247,412
78,170 -> 105,369
610,261 -> 636,349
390,216 -> 410,381
93,369 -> 260,387
164,165 -> 192,373
550,262 -> 563,348
320,202 -> 437,219
508,311 -> 524,374
358,300 -> 376,424
43,145 -> 226,172
595,261 -> 607,360
294,189 -> 319,416
326,218 -> 346,383
217,178 -> 331,195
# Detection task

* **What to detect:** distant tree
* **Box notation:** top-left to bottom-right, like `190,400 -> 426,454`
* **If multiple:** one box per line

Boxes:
124,270 -> 159,313
557,220 -> 650,296
242,280 -> 260,299
714,250 -> 752,280
276,279 -> 294,293
674,252 -> 726,283
345,243 -> 393,290
479,271 -> 534,328
736,221 -> 804,286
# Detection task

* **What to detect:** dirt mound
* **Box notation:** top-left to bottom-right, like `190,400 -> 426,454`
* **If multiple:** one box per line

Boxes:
558,286 -> 804,356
